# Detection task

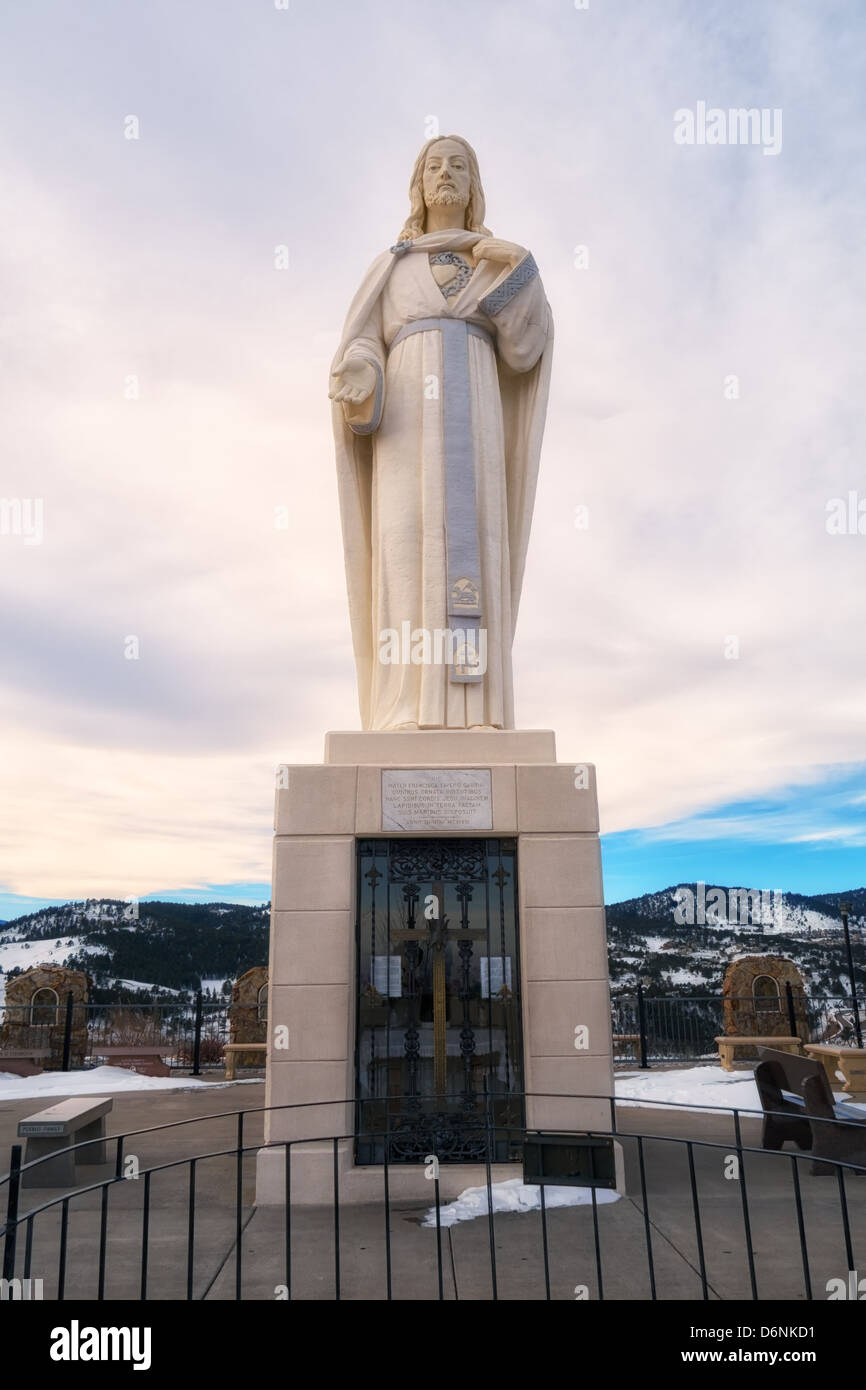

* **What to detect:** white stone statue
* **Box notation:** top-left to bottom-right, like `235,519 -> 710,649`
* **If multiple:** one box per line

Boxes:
329,135 -> 553,731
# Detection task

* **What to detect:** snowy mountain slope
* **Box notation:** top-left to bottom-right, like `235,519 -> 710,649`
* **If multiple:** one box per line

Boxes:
0,900 -> 269,1000
0,934 -> 98,1004
606,884 -> 865,996
1,887 -> 862,1002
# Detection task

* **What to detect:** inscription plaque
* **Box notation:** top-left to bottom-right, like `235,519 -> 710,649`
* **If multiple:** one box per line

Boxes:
381,768 -> 493,832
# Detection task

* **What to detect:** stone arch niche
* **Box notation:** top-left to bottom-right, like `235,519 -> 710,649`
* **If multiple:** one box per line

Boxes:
0,965 -> 91,1067
228,966 -> 269,1068
722,955 -> 809,1041
30,986 -> 60,1024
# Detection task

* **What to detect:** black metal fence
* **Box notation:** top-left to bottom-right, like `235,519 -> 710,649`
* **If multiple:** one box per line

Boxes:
613,989 -> 866,1066
2,1093 -> 865,1301
3,990 -> 864,1074
0,997 -> 230,1073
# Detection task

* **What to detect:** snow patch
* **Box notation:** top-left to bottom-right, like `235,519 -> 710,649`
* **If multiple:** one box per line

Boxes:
0,936 -> 97,1003
615,1065 -> 866,1114
0,1065 -> 261,1102
661,968 -> 709,986
423,1176 -> 620,1227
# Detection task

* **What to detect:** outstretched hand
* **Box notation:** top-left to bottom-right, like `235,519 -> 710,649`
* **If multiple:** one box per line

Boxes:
329,355 -> 377,405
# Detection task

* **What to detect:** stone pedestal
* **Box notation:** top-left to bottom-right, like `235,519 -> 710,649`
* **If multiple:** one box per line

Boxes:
255,729 -> 613,1205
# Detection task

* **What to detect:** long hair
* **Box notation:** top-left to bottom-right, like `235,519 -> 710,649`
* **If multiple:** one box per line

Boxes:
398,135 -> 491,242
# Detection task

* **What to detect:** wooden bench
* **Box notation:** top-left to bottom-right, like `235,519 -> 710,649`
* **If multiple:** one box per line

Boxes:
18,1097 -> 113,1187
224,1042 -> 267,1080
96,1046 -> 174,1078
613,1033 -> 641,1059
0,1049 -> 50,1077
716,1034 -> 802,1072
804,1043 -> 866,1102
756,1047 -> 866,1176
755,1048 -> 823,1152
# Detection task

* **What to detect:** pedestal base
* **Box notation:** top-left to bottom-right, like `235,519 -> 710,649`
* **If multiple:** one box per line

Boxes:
257,730 -> 614,1205
256,1144 -> 626,1207
255,1144 -> 524,1206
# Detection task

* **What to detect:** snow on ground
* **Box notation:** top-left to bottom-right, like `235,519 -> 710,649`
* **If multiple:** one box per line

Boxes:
695,906 -> 841,936
615,1065 -> 866,1114
420,1058 -> 866,1228
110,978 -> 183,995
616,1066 -> 760,1112
0,1065 -> 261,1103
0,936 -> 95,1002
637,936 -> 671,954
660,968 -> 711,987
424,1177 -> 620,1228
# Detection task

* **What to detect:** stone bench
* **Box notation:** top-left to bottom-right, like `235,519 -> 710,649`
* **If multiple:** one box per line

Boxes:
804,1043 -> 866,1102
224,1042 -> 267,1080
613,1033 -> 641,1058
96,1046 -> 174,1077
716,1035 -> 803,1072
18,1097 -> 113,1187
0,1049 -> 51,1077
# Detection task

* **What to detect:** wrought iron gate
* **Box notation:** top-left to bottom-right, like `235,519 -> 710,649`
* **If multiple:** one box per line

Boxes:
354,838 -> 525,1164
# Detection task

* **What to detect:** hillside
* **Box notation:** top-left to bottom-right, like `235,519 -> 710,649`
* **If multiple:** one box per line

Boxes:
0,886 -> 862,1004
606,884 -> 865,997
0,900 -> 269,1003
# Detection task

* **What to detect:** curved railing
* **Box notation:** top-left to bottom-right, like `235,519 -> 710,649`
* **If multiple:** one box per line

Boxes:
2,1092 -> 864,1301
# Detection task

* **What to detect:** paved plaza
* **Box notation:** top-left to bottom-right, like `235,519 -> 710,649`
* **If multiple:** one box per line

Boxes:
2,1077 -> 864,1301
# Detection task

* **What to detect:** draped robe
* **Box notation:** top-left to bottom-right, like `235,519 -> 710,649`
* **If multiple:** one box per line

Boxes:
331,229 -> 553,730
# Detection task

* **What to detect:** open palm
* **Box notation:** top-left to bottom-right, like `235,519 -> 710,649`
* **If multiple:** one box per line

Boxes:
329,355 -> 377,404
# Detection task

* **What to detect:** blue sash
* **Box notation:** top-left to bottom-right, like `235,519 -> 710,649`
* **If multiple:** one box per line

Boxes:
389,316 -> 492,683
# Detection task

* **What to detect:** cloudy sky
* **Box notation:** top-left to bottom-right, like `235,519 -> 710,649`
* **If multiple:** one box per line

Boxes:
1,0 -> 864,918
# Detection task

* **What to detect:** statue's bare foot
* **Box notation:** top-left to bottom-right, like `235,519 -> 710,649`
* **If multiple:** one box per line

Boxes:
391,721 -> 419,731
468,724 -> 499,731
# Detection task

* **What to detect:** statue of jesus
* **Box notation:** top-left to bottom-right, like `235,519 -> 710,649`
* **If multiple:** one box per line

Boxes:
329,135 -> 553,731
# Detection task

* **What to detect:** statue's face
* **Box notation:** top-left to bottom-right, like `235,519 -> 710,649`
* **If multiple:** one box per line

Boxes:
422,139 -> 471,213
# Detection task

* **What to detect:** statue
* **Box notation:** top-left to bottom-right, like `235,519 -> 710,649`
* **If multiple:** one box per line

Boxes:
329,135 -> 553,731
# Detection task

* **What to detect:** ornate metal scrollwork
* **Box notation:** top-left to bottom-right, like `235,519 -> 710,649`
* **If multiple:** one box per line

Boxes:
355,838 -> 523,1165
387,839 -> 488,883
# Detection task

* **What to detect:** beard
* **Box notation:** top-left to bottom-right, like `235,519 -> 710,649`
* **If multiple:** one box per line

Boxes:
426,187 -> 468,208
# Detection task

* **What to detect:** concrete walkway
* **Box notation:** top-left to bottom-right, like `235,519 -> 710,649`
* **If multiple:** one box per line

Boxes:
1,1080 -> 863,1300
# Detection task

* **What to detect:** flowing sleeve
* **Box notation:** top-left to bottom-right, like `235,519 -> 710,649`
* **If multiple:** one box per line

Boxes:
479,253 -> 551,373
334,297 -> 387,435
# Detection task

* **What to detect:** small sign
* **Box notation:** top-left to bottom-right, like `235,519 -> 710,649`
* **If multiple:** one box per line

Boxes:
481,956 -> 512,999
523,1135 -> 617,1189
371,955 -> 402,998
381,769 -> 492,832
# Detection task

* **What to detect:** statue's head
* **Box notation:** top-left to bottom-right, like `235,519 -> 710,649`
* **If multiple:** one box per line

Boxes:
399,135 -> 491,241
